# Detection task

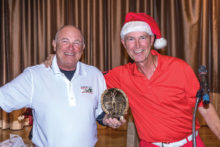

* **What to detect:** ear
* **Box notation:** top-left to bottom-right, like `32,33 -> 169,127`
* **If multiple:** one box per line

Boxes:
82,43 -> 85,50
121,39 -> 126,49
151,35 -> 155,46
52,40 -> 56,52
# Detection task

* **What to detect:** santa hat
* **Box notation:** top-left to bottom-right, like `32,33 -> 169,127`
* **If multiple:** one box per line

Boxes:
120,12 -> 167,49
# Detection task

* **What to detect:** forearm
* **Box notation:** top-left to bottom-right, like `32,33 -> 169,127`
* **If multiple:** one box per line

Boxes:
199,103 -> 220,139
96,111 -> 106,126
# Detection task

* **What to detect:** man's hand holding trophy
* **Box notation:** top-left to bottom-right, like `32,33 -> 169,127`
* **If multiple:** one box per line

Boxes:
101,88 -> 129,128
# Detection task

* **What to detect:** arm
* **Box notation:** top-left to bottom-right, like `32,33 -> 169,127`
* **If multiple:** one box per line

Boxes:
0,69 -> 33,112
198,103 -> 220,139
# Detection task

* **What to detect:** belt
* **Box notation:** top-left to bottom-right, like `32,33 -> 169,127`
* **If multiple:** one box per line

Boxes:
152,131 -> 198,147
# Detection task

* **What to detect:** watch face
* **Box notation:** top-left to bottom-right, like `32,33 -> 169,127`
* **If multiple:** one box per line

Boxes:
101,88 -> 129,120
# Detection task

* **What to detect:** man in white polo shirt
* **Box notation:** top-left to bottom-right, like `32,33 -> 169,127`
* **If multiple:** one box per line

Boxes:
0,25 -> 125,147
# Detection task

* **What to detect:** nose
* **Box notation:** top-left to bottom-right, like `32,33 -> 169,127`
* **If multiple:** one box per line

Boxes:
135,40 -> 140,49
67,42 -> 75,49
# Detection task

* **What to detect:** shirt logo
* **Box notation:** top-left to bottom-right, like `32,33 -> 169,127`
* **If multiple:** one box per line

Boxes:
81,86 -> 93,94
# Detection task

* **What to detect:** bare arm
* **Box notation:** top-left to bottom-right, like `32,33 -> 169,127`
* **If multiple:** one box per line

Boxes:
198,103 -> 220,140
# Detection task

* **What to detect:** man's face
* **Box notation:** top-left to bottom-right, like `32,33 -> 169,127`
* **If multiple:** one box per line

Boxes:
122,32 -> 154,64
52,26 -> 85,71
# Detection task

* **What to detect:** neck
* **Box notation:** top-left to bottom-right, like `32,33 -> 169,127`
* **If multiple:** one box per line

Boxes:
136,54 -> 158,79
58,64 -> 76,71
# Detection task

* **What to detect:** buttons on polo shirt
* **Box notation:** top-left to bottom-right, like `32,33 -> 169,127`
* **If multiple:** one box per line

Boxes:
69,97 -> 76,106
66,81 -> 76,106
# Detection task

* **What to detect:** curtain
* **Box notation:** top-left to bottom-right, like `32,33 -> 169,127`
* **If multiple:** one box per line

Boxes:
0,0 -> 219,130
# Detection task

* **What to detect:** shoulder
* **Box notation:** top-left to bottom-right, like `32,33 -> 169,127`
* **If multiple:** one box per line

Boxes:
24,64 -> 51,75
158,53 -> 195,77
112,63 -> 133,71
104,63 -> 133,75
160,54 -> 190,69
153,50 -> 189,69
169,56 -> 189,67
79,62 -> 103,76
25,63 -> 48,71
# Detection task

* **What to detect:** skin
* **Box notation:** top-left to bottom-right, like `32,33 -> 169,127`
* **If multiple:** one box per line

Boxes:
52,25 -> 85,71
199,104 -> 220,139
122,32 -> 157,79
103,115 -> 126,128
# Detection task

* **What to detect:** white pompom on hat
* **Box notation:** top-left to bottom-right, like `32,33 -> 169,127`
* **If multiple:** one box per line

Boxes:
120,12 -> 167,49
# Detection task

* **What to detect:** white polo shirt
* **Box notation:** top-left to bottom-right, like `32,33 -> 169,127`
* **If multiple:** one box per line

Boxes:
0,56 -> 106,147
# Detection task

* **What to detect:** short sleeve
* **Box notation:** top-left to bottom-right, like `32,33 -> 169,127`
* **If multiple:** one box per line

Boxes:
0,68 -> 33,112
183,63 -> 202,107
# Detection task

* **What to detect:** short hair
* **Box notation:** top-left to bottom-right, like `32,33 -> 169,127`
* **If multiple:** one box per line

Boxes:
54,25 -> 85,43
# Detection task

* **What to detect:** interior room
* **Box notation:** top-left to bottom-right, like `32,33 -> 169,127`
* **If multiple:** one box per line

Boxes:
1,0 -> 220,146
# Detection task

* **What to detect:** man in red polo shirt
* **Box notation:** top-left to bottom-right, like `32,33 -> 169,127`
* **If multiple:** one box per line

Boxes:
104,12 -> 220,147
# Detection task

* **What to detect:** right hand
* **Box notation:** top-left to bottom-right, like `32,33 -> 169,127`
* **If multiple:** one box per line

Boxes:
103,114 -> 126,129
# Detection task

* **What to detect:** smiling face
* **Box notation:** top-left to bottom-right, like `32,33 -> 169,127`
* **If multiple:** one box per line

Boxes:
121,32 -> 155,64
52,26 -> 85,71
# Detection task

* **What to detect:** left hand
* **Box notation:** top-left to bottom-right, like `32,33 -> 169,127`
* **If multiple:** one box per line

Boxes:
103,114 -> 126,129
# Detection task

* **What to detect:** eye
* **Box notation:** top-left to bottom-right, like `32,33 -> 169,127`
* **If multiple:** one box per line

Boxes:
140,36 -> 147,40
126,37 -> 135,41
60,39 -> 70,44
73,40 -> 83,46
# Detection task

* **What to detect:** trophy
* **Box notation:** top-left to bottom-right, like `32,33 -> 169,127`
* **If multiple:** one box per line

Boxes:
101,88 -> 129,121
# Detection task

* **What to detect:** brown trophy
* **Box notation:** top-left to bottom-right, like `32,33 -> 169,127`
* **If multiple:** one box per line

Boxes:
101,88 -> 129,121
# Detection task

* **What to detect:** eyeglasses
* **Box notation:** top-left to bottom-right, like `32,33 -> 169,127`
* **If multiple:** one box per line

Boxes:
58,38 -> 84,47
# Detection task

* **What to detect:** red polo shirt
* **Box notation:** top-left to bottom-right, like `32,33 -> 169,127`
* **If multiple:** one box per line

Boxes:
104,50 -> 202,142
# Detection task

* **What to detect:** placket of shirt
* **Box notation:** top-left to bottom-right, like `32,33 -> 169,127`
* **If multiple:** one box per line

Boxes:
63,76 -> 76,106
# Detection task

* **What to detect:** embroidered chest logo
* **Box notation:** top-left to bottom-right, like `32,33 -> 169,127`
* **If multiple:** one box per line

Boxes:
81,86 -> 93,94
